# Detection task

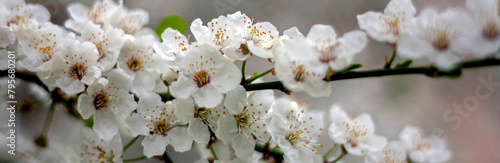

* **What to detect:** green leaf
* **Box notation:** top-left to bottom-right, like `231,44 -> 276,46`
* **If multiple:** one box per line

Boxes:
395,59 -> 413,69
155,15 -> 187,40
251,72 -> 259,78
339,63 -> 363,73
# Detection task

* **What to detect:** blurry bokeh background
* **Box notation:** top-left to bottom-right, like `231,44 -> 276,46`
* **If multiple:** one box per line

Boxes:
1,0 -> 499,162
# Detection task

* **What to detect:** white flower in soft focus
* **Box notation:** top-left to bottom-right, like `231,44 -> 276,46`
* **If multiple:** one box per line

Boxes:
225,11 -> 279,60
78,128 -> 123,163
153,28 -> 190,59
215,85 -> 274,158
365,141 -> 407,163
190,16 -> 236,55
173,97 -> 224,145
170,43 -> 241,107
269,98 -> 324,163
47,39 -> 101,95
65,0 -> 119,33
287,24 -> 367,72
81,22 -> 124,72
125,93 -> 193,157
357,0 -> 416,43
108,3 -> 155,36
397,8 -> 476,70
16,22 -> 67,72
77,69 -> 136,140
117,35 -> 168,96
399,125 -> 451,163
274,48 -> 331,97
466,0 -> 500,56
328,104 -> 387,156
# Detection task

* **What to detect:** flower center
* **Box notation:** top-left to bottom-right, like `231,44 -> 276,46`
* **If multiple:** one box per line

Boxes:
382,148 -> 405,163
294,65 -> 306,82
483,20 -> 499,40
127,57 -> 143,72
414,137 -> 433,151
285,129 -> 304,146
314,40 -> 339,63
426,22 -> 456,52
39,46 -> 55,62
431,30 -> 450,51
70,62 -> 88,80
344,121 -> 368,147
193,70 -> 211,87
93,91 -> 109,110
154,120 -> 170,136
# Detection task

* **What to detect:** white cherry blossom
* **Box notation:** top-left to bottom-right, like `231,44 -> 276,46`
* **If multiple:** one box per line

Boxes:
328,104 -> 387,156
365,141 -> 407,163
77,69 -> 136,140
226,11 -> 279,60
117,35 -> 168,96
108,3 -> 154,36
81,22 -> 124,72
286,24 -> 367,72
78,128 -> 123,163
173,97 -> 224,145
399,125 -> 451,163
46,39 -> 101,95
466,0 -> 500,56
190,16 -> 237,57
215,85 -> 274,158
170,43 -> 241,107
153,28 -> 189,59
357,0 -> 416,43
65,0 -> 119,33
17,22 -> 67,72
274,48 -> 331,97
397,8 -> 476,70
269,98 -> 324,163
126,93 -> 193,157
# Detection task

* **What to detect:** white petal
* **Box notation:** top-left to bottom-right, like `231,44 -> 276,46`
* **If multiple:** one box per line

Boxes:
307,24 -> 337,41
211,63 -> 242,93
166,127 -> 193,152
125,113 -> 150,136
170,76 -> 198,99
77,94 -> 96,119
354,114 -> 375,136
224,85 -> 247,114
141,134 -> 168,158
231,133 -> 255,158
93,110 -> 119,141
192,84 -> 223,108
359,135 -> 388,152
340,30 -> 368,57
188,118 -> 210,145
215,115 -> 238,144
173,98 -> 196,123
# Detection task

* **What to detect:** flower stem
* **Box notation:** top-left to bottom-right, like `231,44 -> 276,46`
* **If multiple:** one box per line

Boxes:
123,136 -> 140,151
42,102 -> 56,138
211,146 -> 218,160
323,144 -> 338,160
163,152 -> 173,163
330,145 -> 347,163
246,67 -> 274,83
384,49 -> 397,69
241,60 -> 247,79
123,155 -> 147,162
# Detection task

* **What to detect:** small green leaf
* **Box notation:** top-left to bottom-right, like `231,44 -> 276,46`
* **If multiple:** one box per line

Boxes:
155,15 -> 187,40
395,59 -> 413,69
338,63 -> 363,73
251,72 -> 259,78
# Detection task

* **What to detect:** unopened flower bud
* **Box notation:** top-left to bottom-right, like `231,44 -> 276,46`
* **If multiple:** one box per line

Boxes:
161,69 -> 178,86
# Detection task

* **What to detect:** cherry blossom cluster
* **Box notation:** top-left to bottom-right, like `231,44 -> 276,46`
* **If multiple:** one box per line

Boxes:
6,0 -> 500,162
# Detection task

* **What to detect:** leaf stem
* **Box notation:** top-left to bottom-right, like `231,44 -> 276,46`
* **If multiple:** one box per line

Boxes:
42,102 -> 56,138
246,67 -> 274,83
241,60 -> 247,80
330,145 -> 347,163
163,152 -> 173,163
323,144 -> 338,160
211,146 -> 218,160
